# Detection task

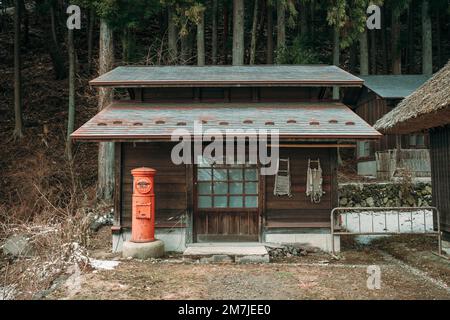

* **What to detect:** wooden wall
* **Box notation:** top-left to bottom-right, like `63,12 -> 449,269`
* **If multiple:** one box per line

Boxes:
120,142 -> 187,228
355,94 -> 397,160
264,148 -> 338,229
355,93 -> 429,161
429,125 -> 450,235
136,87 -> 323,103
119,143 -> 338,232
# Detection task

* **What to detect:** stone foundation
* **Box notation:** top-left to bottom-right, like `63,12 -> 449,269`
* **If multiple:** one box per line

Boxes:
339,182 -> 432,208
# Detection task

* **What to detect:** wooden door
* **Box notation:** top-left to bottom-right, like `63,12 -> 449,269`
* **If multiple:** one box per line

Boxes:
194,163 -> 260,242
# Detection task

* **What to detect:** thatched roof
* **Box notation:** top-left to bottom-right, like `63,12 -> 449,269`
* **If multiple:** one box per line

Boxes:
374,61 -> 450,134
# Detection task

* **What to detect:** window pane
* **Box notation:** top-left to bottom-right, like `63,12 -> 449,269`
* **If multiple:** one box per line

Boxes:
213,169 -> 227,181
417,135 -> 425,146
198,182 -> 212,194
229,169 -> 243,180
214,196 -> 227,208
198,168 -> 211,181
409,135 -> 416,146
245,182 -> 258,194
213,182 -> 228,195
230,182 -> 243,194
245,196 -> 258,208
197,156 -> 212,167
245,169 -> 258,181
229,196 -> 243,208
198,196 -> 212,208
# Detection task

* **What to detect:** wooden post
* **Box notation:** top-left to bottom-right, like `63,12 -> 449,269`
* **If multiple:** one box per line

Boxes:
185,164 -> 194,244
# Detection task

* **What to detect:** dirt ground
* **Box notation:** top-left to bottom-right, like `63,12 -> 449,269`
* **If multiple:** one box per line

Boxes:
46,231 -> 450,300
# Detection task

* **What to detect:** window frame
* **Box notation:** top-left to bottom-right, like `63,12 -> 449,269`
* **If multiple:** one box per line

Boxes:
195,164 -> 259,211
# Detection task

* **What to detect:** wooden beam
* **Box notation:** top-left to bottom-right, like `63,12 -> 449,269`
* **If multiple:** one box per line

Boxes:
113,142 -> 122,227
269,144 -> 356,148
185,164 -> 194,244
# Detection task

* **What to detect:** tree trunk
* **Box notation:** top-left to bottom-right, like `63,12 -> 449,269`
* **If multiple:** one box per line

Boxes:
359,29 -> 369,75
211,0 -> 218,64
232,0 -> 244,66
436,11 -> 441,68
370,30 -> 377,74
197,9 -> 205,66
167,6 -> 178,63
14,0 -> 23,139
407,6 -> 414,73
223,2 -> 229,64
180,31 -> 191,64
276,0 -> 285,61
48,4 -> 66,79
391,10 -> 401,75
266,1 -> 273,64
381,6 -> 389,73
299,2 -> 308,38
332,26 -> 340,100
97,19 -> 115,202
19,0 -> 28,44
87,8 -> 94,74
421,0 -> 432,75
66,28 -> 75,160
249,0 -> 259,65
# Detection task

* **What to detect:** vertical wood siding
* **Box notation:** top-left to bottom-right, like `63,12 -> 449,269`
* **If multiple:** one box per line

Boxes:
429,125 -> 450,234
121,142 -> 187,228
264,148 -> 337,228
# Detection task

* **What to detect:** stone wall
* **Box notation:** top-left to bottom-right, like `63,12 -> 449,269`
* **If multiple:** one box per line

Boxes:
338,182 -> 432,208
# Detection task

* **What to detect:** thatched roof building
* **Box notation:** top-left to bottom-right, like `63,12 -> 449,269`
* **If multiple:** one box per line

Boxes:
374,61 -> 450,134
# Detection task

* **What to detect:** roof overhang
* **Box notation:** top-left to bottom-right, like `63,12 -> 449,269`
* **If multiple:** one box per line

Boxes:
89,65 -> 364,88
72,102 -> 382,142
359,75 -> 430,99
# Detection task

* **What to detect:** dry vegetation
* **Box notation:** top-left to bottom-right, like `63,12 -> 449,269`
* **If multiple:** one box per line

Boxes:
0,15 -> 103,298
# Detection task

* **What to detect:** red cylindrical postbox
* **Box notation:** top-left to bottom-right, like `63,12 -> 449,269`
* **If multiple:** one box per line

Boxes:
131,167 -> 156,243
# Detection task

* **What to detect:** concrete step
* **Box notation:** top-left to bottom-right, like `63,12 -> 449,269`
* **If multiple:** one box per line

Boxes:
183,243 -> 270,264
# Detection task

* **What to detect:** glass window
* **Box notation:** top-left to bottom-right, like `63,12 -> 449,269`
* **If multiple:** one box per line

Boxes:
213,169 -> 228,181
245,169 -> 258,181
198,196 -> 212,208
409,135 -> 417,146
245,196 -> 258,208
229,196 -> 243,208
197,164 -> 258,209
214,196 -> 227,208
245,182 -> 258,194
198,182 -> 212,194
416,135 -> 425,146
229,169 -> 243,181
213,182 -> 228,194
198,168 -> 211,181
230,182 -> 243,194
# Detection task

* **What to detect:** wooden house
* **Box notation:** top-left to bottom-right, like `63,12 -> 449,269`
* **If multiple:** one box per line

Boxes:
344,75 -> 430,176
375,62 -> 450,244
72,65 -> 381,253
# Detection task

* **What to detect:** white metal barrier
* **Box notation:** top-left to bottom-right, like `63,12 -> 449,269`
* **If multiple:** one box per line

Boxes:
330,206 -> 443,256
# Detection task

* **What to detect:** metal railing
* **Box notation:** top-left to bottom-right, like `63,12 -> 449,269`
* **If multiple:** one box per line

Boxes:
330,206 -> 443,256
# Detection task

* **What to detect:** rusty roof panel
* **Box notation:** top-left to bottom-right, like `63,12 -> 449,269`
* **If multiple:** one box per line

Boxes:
90,65 -> 363,88
72,102 -> 381,141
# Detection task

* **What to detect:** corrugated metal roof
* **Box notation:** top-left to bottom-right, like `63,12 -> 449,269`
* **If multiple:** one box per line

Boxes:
72,102 -> 381,141
90,65 -> 363,88
360,75 -> 430,99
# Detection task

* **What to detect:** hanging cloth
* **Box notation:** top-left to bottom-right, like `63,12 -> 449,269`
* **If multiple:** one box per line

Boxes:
306,159 -> 325,203
274,158 -> 292,197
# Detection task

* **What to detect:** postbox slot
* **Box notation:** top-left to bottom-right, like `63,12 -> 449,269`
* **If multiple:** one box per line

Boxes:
136,203 -> 152,219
